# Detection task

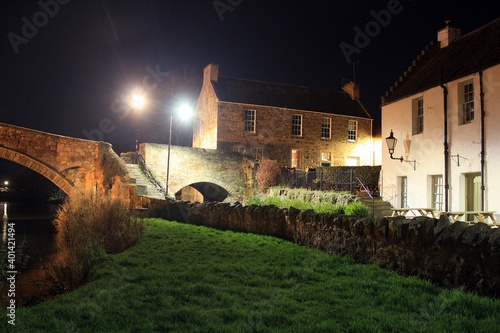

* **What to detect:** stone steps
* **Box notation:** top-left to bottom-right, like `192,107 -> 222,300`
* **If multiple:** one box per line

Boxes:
125,164 -> 164,199
358,195 -> 394,218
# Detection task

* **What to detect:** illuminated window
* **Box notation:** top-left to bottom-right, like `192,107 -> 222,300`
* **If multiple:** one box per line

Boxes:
347,120 -> 357,142
321,117 -> 331,139
321,151 -> 331,167
291,149 -> 302,169
244,109 -> 256,133
291,114 -> 302,136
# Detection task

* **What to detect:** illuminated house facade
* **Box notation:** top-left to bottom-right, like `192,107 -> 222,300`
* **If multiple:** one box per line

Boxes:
381,18 -> 500,219
193,63 -> 374,169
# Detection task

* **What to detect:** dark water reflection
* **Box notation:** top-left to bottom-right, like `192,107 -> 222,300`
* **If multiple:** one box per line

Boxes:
2,201 -> 59,304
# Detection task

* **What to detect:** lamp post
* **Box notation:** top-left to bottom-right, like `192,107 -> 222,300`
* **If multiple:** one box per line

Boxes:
165,102 -> 193,199
385,130 -> 403,162
132,92 -> 145,164
166,111 -> 173,199
385,130 -> 416,170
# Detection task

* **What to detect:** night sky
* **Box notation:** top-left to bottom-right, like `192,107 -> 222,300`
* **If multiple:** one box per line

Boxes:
1,1 -> 498,152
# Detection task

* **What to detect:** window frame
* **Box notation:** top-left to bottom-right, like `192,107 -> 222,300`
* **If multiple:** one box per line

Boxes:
244,109 -> 256,133
431,175 -> 444,211
250,147 -> 263,161
412,97 -> 424,135
347,119 -> 357,142
291,114 -> 302,137
321,117 -> 332,139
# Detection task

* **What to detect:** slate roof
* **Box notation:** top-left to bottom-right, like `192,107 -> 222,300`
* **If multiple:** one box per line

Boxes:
211,77 -> 372,119
382,17 -> 500,105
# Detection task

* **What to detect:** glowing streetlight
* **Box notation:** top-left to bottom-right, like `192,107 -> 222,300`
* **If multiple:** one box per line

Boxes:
131,90 -> 145,163
165,102 -> 193,199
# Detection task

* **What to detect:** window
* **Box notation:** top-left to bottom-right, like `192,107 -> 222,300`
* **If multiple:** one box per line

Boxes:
321,151 -> 331,167
459,80 -> 474,124
244,109 -> 256,133
232,146 -> 245,153
321,117 -> 331,139
291,149 -> 302,169
463,82 -> 474,123
400,176 -> 408,208
291,114 -> 302,136
431,175 -> 444,211
346,156 -> 359,166
347,120 -> 357,142
250,147 -> 263,160
412,98 -> 424,134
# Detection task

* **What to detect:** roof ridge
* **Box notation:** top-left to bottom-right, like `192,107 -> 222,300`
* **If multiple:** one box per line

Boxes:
217,76 -> 344,93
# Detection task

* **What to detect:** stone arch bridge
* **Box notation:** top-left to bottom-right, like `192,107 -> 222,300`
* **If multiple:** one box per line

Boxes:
0,122 -> 255,205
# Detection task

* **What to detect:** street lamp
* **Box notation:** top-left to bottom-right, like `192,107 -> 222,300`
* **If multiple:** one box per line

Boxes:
131,91 -> 145,164
385,130 -> 416,170
165,102 -> 193,199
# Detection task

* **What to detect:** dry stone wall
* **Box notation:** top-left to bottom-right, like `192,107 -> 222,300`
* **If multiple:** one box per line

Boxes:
146,199 -> 500,297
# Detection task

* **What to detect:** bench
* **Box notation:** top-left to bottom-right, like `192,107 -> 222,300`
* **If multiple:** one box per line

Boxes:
391,208 -> 436,218
441,211 -> 497,225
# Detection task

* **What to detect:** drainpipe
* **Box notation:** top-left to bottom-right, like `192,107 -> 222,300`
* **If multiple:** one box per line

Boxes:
440,67 -> 449,212
479,71 -> 485,210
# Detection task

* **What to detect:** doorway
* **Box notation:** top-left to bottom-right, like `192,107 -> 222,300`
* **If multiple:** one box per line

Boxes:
465,172 -> 481,221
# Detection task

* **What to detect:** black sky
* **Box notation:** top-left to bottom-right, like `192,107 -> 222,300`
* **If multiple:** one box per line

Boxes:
1,0 -> 498,151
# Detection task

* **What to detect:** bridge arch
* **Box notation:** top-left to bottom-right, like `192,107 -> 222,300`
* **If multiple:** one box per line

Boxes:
0,145 -> 74,195
171,175 -> 236,202
178,182 -> 229,202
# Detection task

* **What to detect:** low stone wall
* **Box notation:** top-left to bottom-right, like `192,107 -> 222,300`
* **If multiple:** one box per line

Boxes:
145,199 -> 500,297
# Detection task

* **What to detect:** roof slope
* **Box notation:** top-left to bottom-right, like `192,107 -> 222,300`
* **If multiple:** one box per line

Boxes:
212,77 -> 372,119
382,17 -> 500,105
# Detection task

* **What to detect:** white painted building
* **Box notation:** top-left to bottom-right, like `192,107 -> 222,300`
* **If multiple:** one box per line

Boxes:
381,18 -> 500,220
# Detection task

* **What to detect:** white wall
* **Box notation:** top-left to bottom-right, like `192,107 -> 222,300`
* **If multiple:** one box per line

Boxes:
381,64 -> 500,216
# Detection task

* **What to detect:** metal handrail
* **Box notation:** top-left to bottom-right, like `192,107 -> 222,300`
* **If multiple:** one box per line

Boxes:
356,177 -> 374,218
137,154 -> 166,197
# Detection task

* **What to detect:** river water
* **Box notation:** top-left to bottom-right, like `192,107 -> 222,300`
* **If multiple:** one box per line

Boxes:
2,200 -> 59,305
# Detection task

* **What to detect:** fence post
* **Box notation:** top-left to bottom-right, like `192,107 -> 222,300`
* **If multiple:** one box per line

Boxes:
350,169 -> 353,193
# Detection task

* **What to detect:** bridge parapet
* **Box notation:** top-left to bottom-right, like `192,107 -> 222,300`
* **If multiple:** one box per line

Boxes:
0,122 -> 131,204
140,143 -> 256,202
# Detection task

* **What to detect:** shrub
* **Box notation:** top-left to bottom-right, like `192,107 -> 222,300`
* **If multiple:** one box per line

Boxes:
46,190 -> 145,293
256,159 -> 281,191
344,202 -> 370,217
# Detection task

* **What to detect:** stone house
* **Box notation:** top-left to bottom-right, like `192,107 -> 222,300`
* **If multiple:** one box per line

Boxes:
193,63 -> 374,170
381,18 -> 500,220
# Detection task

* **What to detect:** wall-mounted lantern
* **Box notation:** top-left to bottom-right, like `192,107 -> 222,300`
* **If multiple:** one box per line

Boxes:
385,130 -> 417,170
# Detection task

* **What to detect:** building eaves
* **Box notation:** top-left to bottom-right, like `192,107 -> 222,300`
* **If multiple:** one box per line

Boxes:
382,17 -> 500,105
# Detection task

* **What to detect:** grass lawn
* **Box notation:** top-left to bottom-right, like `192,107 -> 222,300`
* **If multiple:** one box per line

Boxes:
5,218 -> 500,332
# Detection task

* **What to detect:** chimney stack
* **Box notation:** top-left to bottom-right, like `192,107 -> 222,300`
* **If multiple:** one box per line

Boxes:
204,63 -> 219,83
437,20 -> 461,48
342,81 -> 360,100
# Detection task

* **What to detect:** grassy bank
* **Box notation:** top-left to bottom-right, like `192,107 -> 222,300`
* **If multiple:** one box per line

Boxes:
6,219 -> 500,332
248,188 -> 369,216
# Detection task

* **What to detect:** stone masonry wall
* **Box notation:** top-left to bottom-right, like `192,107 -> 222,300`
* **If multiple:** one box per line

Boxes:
216,102 -> 373,168
140,143 -> 256,202
146,199 -> 500,297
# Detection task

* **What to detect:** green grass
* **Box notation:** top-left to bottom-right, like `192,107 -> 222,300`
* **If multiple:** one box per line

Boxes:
6,219 -> 500,332
255,196 -> 368,216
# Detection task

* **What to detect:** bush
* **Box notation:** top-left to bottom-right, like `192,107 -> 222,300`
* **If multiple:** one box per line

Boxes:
344,202 -> 370,217
46,190 -> 145,293
256,159 -> 281,191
